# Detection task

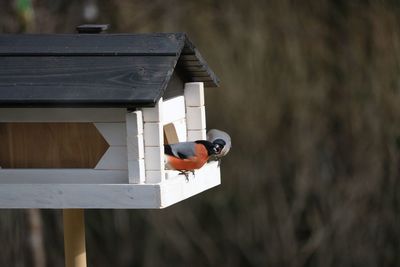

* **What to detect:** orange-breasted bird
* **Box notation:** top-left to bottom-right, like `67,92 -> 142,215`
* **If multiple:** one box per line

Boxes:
164,129 -> 232,180
164,140 -> 217,180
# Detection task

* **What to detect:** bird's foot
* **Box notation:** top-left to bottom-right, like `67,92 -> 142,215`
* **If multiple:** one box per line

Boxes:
178,171 -> 190,182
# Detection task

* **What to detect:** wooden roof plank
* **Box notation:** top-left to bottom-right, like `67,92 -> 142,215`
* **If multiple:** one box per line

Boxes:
0,56 -> 176,107
0,33 -> 186,56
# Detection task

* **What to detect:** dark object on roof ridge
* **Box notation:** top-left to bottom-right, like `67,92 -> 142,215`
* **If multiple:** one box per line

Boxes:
0,33 -> 219,107
76,24 -> 110,34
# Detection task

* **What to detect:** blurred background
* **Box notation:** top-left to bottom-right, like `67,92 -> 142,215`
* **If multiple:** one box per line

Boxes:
1,0 -> 400,266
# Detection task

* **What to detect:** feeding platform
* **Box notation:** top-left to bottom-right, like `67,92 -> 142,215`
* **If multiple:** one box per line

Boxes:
0,32 -> 221,209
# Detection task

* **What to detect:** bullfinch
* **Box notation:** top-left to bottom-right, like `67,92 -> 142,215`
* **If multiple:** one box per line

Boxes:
164,129 -> 232,180
164,140 -> 217,180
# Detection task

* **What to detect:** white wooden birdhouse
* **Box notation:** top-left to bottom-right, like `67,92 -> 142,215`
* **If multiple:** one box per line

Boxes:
0,30 -> 221,209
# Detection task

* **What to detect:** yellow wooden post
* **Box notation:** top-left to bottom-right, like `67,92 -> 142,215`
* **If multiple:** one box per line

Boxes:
63,209 -> 87,267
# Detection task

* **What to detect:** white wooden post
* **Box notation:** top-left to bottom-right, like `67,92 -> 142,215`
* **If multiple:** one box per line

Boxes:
126,111 -> 145,183
184,82 -> 206,141
142,99 -> 165,183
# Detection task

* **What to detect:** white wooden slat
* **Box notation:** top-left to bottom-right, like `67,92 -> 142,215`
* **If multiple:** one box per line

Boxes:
0,162 -> 221,208
143,122 -> 163,147
0,169 -> 128,184
187,129 -> 207,141
162,96 -> 186,124
127,134 -> 144,160
184,82 -> 205,107
128,159 -> 145,184
126,110 -> 145,183
94,146 -> 128,170
144,146 -> 164,171
0,184 -> 160,209
146,170 -> 166,184
173,118 -> 187,142
0,108 -> 126,122
94,123 -> 127,146
186,106 -> 206,130
142,98 -> 163,122
126,111 -> 143,135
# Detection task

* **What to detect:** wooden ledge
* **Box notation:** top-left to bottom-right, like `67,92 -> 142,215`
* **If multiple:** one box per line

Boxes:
0,162 -> 220,209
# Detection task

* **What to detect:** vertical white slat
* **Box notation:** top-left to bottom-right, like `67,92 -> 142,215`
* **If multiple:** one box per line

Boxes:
126,111 -> 145,184
142,97 -> 163,122
143,122 -> 163,147
184,82 -> 205,107
144,146 -> 164,172
127,134 -> 144,160
128,159 -> 145,184
184,82 -> 206,141
141,98 -> 165,184
126,110 -> 143,135
186,106 -> 206,130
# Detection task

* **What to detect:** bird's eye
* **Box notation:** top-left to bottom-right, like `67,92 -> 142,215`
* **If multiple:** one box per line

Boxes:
213,139 -> 226,154
214,144 -> 223,153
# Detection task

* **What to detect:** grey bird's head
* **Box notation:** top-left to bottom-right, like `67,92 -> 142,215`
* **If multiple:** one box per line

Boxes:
207,129 -> 232,159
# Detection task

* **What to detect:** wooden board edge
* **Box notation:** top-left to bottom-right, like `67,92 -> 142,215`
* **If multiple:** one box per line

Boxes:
0,184 -> 161,209
159,161 -> 221,208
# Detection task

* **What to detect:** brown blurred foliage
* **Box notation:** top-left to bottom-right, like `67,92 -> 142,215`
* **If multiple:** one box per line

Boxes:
1,0 -> 400,266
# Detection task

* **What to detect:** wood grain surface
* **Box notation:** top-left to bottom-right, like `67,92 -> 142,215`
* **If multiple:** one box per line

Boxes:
0,33 -> 185,56
0,123 -> 109,168
0,56 -> 174,107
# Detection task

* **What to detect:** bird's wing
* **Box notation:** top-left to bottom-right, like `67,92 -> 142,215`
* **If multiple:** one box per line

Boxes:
164,142 -> 197,159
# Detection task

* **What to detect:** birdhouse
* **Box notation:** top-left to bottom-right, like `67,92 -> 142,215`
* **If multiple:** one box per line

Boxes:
0,29 -> 221,209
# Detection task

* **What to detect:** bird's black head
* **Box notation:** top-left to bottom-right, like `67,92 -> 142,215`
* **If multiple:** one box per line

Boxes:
195,140 -> 218,156
213,139 -> 226,154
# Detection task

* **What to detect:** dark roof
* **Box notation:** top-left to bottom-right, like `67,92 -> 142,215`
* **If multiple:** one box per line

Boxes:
0,33 -> 219,107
